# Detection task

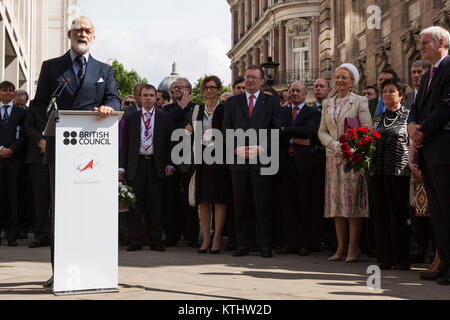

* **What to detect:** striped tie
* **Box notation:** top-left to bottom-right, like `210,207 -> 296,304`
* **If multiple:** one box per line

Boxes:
2,105 -> 9,128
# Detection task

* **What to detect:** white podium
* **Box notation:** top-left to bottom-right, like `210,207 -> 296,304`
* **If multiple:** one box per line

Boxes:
47,110 -> 123,295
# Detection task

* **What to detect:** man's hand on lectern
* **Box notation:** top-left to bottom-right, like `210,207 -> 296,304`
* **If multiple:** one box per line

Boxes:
95,106 -> 115,120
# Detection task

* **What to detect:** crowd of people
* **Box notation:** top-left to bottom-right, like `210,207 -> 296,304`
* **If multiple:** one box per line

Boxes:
1,15 -> 449,288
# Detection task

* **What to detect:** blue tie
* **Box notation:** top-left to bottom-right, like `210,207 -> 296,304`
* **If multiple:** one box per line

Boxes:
74,55 -> 87,82
2,105 -> 9,128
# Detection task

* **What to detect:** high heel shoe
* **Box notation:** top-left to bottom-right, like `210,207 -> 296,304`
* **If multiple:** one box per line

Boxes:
345,252 -> 361,263
198,241 -> 212,254
209,240 -> 222,254
328,254 -> 346,261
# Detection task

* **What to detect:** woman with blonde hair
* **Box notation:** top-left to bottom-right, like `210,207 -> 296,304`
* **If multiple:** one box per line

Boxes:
318,63 -> 373,263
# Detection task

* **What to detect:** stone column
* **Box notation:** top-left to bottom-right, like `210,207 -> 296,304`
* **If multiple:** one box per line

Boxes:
279,22 -> 286,74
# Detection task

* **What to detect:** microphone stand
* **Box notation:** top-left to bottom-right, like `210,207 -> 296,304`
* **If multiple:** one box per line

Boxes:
47,79 -> 70,123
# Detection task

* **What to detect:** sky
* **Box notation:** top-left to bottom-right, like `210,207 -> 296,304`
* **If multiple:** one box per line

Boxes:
79,0 -> 232,87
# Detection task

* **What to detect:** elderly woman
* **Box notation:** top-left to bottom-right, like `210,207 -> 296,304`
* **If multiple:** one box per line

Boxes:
318,63 -> 373,263
371,79 -> 411,270
185,76 -> 229,254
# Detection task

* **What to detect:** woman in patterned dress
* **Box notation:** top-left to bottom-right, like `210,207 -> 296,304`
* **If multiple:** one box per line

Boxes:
371,79 -> 411,270
318,63 -> 373,263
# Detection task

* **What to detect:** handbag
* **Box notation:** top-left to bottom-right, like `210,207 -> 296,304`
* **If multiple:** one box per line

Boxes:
344,117 -> 361,133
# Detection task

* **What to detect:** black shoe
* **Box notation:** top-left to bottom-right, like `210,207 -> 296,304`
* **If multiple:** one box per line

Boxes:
8,241 -> 18,247
297,248 -> 310,256
224,241 -> 237,251
379,264 -> 393,270
126,244 -> 143,252
150,243 -> 165,252
43,276 -> 53,289
166,241 -> 178,248
275,245 -> 296,255
29,239 -> 50,248
420,265 -> 448,281
17,231 -> 28,239
233,248 -> 250,257
437,273 -> 450,286
261,248 -> 273,258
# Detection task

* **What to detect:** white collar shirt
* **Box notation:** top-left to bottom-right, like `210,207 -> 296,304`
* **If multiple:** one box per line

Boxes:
0,100 -> 13,118
245,91 -> 260,107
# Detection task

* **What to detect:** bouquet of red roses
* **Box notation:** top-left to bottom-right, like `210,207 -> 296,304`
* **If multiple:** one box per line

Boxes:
339,126 -> 381,212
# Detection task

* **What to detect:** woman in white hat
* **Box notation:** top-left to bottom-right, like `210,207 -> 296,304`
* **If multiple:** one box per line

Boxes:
318,63 -> 373,263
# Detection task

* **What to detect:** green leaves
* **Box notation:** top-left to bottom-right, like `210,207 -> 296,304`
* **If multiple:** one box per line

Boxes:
112,60 -> 148,100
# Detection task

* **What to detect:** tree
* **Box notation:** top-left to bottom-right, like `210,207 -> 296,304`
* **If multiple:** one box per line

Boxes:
191,76 -> 232,105
112,60 -> 148,99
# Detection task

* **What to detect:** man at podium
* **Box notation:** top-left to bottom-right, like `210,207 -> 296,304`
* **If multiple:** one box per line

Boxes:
31,16 -> 121,289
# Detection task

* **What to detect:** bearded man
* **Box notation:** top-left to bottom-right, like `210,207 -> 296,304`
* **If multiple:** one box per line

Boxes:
32,16 -> 121,289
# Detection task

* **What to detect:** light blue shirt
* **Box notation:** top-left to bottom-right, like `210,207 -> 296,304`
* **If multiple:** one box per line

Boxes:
374,97 -> 387,117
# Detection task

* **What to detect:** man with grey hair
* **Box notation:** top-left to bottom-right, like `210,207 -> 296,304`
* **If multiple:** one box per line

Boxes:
405,60 -> 431,109
14,90 -> 29,109
32,15 -> 121,289
408,25 -> 450,285
162,77 -> 199,248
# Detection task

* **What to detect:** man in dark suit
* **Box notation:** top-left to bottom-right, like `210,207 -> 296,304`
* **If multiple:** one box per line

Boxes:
119,84 -> 175,252
223,65 -> 281,258
163,78 -> 198,248
278,82 -> 321,256
24,100 -> 51,248
408,26 -> 450,285
0,81 -> 28,247
368,69 -> 399,118
32,16 -> 121,288
405,60 -> 431,110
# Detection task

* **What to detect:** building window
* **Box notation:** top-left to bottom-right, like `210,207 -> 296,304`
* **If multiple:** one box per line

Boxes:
292,36 -> 310,72
408,1 -> 420,24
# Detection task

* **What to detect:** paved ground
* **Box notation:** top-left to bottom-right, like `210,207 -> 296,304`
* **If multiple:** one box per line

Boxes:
0,239 -> 449,301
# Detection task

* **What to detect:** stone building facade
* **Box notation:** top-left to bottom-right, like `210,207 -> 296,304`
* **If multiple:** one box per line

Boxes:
0,0 -> 79,98
319,0 -> 450,93
227,0 -> 321,91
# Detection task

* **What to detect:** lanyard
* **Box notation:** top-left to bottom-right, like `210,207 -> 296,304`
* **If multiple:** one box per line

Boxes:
141,108 -> 155,137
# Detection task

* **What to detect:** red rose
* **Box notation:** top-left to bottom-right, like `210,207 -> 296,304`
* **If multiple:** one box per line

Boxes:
352,153 -> 363,163
358,138 -> 365,146
372,130 -> 381,140
343,150 -> 353,160
339,134 -> 347,144
358,127 -> 370,135
348,130 -> 358,140
341,142 -> 350,152
366,136 -> 374,145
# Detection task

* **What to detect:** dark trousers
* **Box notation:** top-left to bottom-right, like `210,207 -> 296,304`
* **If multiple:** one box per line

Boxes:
129,158 -> 164,246
231,169 -> 272,250
371,175 -> 410,266
29,163 -> 51,242
271,171 -> 283,248
0,166 -> 20,242
180,172 -> 199,244
409,209 -> 435,259
422,162 -> 450,267
162,172 -> 182,244
18,166 -> 34,235
280,156 -> 313,249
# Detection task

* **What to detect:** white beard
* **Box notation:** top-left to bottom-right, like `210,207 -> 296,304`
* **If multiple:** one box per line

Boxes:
71,36 -> 93,54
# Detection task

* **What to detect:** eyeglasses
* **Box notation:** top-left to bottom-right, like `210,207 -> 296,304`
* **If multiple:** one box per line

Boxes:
244,76 -> 263,80
204,86 -> 218,91
124,101 -> 135,106
172,86 -> 187,90
235,86 -> 245,90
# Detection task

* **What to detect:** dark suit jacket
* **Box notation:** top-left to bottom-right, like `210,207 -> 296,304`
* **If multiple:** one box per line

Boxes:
280,105 -> 321,176
163,101 -> 196,130
33,50 -> 121,121
408,55 -> 450,166
223,92 -> 281,171
24,101 -> 46,165
0,105 -> 28,170
404,91 -> 416,110
120,108 -> 174,181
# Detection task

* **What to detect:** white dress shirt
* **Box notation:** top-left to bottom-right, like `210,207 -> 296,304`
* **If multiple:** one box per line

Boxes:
0,101 -> 14,151
140,107 -> 155,155
245,90 -> 260,107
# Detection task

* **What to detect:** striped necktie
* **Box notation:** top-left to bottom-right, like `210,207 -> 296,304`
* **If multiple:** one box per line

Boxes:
2,105 -> 9,128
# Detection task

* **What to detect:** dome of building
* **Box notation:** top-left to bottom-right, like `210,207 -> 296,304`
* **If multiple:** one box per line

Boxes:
158,62 -> 181,92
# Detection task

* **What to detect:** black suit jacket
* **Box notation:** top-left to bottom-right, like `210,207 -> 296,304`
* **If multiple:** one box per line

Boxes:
163,101 -> 196,130
223,92 -> 281,171
404,91 -> 416,110
120,108 -> 173,181
280,105 -> 321,176
32,50 -> 121,121
0,105 -> 28,170
24,101 -> 46,165
408,55 -> 450,166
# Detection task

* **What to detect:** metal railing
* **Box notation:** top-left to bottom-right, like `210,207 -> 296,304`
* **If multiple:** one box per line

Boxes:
273,69 -> 320,86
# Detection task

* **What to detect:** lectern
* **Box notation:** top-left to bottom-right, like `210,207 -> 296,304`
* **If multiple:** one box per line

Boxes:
45,110 -> 123,295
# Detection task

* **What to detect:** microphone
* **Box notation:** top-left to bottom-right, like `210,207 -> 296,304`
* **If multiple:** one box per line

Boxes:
47,78 -> 70,122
